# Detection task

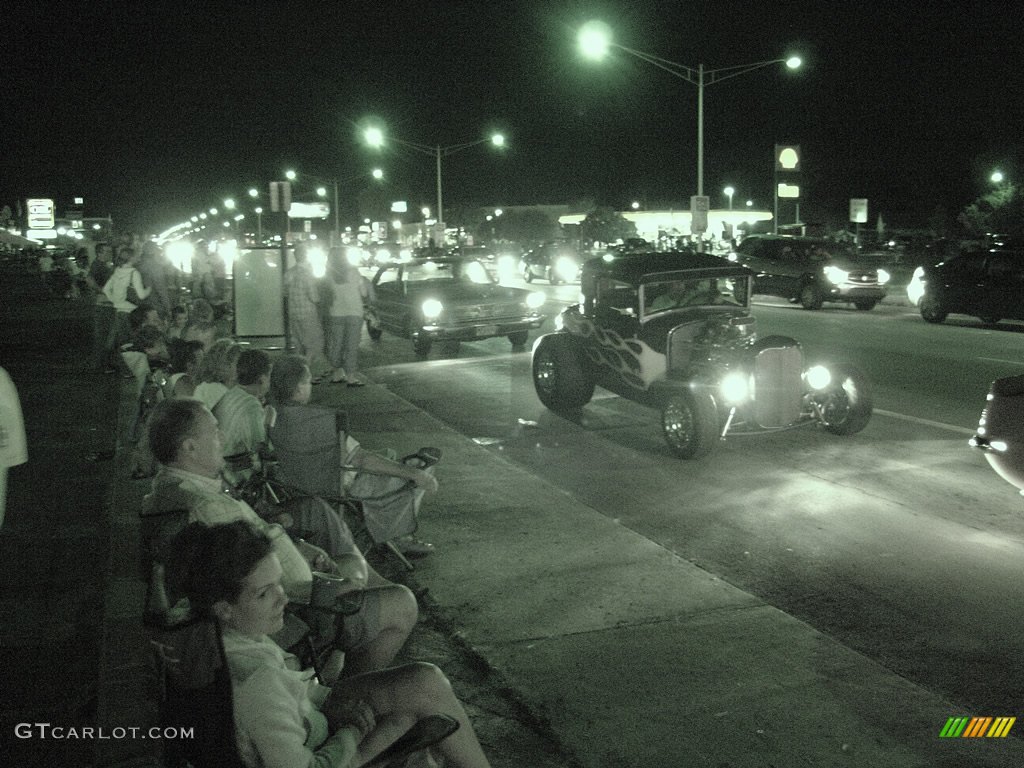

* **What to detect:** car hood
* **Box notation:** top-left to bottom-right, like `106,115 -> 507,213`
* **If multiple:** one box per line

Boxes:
402,283 -> 535,303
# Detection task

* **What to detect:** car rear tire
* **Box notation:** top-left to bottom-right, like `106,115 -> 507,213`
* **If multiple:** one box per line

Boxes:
661,389 -> 719,459
853,299 -> 877,311
799,284 -> 823,310
532,334 -> 594,412
412,335 -> 432,359
919,294 -> 947,324
818,363 -> 873,436
508,331 -> 529,347
547,267 -> 561,285
523,267 -> 534,283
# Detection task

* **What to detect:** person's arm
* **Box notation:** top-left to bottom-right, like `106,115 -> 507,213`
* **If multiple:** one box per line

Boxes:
131,268 -> 152,300
350,446 -> 438,492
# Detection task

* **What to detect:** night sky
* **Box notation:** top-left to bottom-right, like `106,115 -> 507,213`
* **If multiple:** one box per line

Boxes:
2,0 -> 1021,235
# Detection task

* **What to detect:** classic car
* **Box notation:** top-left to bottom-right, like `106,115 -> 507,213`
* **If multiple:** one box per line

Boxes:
531,250 -> 873,458
521,241 -> 584,284
367,256 -> 547,358
731,234 -> 890,310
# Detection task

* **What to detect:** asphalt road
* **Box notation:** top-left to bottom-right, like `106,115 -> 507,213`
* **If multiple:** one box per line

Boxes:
359,295 -> 1024,717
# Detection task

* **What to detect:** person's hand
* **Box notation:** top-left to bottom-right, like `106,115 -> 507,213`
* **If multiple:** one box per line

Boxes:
330,698 -> 376,741
413,469 -> 438,493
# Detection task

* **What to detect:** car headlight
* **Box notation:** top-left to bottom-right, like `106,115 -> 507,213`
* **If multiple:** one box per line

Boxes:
526,291 -> 545,309
805,365 -> 832,390
421,298 -> 443,320
555,256 -> 578,280
877,268 -> 891,284
906,267 -> 925,305
720,372 -> 751,404
823,265 -> 849,285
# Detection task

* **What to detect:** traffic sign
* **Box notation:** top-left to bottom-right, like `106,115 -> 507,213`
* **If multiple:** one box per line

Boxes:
690,195 -> 710,233
849,198 -> 868,223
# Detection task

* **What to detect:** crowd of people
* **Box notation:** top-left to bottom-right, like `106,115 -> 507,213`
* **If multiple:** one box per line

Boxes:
71,234 -> 482,766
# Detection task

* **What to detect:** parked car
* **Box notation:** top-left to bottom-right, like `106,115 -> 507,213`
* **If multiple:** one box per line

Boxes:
732,235 -> 890,310
450,244 -> 519,283
521,242 -> 583,284
531,250 -> 873,458
366,256 -> 547,358
908,244 -> 1024,325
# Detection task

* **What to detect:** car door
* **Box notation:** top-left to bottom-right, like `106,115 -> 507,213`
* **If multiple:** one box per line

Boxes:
984,253 -> 1024,320
739,240 -> 773,296
371,265 -> 410,333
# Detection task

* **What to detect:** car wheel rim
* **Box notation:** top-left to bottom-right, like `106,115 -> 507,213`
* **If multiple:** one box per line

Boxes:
663,400 -> 694,449
821,376 -> 855,424
535,353 -> 557,396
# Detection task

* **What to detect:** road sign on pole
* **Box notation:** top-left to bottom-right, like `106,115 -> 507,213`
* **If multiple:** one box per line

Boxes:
690,195 -> 710,233
269,182 -> 292,213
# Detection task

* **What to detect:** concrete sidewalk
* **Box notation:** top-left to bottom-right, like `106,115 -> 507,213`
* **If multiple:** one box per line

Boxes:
83,339 -> 1022,767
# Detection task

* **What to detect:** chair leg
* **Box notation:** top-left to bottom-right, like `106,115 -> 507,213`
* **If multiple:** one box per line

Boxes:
384,540 -> 415,572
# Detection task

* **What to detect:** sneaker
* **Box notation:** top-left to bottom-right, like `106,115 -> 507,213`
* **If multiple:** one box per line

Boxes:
395,536 -> 435,557
330,368 -> 348,384
346,375 -> 366,388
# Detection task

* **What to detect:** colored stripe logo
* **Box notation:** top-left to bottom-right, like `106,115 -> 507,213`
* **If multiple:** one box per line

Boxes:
940,716 -> 1015,738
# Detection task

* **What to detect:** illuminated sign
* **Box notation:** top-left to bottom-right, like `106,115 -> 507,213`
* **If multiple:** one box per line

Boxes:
777,183 -> 800,199
849,198 -> 868,223
775,145 -> 800,172
27,198 -> 55,229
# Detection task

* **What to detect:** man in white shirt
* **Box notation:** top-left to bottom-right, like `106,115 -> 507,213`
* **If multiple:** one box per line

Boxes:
145,398 -> 418,676
0,366 -> 28,529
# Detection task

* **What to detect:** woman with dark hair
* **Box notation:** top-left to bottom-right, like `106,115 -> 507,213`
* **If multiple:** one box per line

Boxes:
167,520 -> 491,768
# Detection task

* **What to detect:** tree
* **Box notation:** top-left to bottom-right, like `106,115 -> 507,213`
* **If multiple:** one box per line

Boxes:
579,206 -> 637,247
958,183 -> 1024,237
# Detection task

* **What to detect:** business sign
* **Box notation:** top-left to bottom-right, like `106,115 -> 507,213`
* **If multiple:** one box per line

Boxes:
287,201 -> 330,219
27,198 -> 55,229
777,183 -> 801,199
849,198 -> 868,223
775,145 -> 801,172
390,201 -> 408,213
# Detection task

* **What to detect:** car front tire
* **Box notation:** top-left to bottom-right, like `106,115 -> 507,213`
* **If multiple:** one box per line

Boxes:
799,284 -> 824,310
412,335 -> 433,359
919,294 -> 947,324
661,389 -> 719,459
523,267 -> 534,283
818,363 -> 873,436
532,334 -> 594,411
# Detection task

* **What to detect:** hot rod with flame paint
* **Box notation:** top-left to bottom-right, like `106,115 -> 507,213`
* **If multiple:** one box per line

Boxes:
531,251 -> 873,458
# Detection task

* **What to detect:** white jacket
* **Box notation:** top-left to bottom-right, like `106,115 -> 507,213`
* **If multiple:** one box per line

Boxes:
103,265 -> 151,312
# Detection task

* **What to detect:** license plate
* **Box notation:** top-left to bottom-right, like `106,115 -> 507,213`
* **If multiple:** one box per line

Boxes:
474,325 -> 498,337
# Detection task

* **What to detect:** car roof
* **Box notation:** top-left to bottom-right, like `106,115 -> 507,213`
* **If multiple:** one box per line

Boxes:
582,251 -> 752,284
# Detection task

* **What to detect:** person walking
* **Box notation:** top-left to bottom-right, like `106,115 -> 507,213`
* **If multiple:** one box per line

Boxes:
326,247 -> 371,386
103,247 -> 151,369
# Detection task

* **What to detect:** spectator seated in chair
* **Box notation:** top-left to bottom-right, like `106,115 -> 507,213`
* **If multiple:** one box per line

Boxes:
268,355 -> 439,559
144,398 -> 418,677
164,520 -> 490,768
214,349 -> 277,486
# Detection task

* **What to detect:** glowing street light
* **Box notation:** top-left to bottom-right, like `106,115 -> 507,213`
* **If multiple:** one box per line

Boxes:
724,186 -> 735,210
579,20 -> 801,200
224,198 -> 236,210
991,170 -> 1006,184
363,124 -> 506,246
285,168 -> 384,243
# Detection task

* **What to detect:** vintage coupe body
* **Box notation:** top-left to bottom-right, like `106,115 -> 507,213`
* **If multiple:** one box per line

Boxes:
368,256 -> 546,358
531,251 -> 873,458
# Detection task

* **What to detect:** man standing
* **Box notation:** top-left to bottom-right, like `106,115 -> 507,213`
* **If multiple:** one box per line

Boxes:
85,242 -> 116,372
145,399 -> 417,675
284,243 -> 330,380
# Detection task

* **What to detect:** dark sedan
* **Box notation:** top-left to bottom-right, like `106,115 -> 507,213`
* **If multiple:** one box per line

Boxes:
367,257 -> 547,358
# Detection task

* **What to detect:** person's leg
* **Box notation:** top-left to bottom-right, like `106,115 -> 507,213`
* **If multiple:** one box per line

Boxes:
342,314 -> 363,380
326,317 -> 346,380
348,473 -> 424,543
323,662 -> 491,768
338,584 -> 417,677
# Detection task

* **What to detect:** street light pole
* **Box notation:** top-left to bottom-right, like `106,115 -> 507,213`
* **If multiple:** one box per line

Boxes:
579,23 -> 800,216
364,127 -> 505,248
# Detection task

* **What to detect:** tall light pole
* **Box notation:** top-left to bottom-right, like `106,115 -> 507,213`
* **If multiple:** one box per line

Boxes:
364,126 -> 506,247
285,168 -> 383,244
578,21 -> 801,201
724,186 -> 735,210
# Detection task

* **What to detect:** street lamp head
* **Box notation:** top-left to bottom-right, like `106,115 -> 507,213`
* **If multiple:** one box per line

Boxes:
364,126 -> 384,148
491,133 -> 505,147
316,187 -> 327,197
578,20 -> 613,60
372,168 -> 384,180
786,56 -> 802,70
724,186 -> 735,197
248,188 -> 259,198
285,170 -> 297,180
992,170 -> 1005,184
224,198 -> 236,210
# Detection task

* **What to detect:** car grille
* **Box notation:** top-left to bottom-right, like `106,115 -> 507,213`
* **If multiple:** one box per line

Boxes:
753,343 -> 803,427
844,271 -> 879,286
450,302 -> 526,322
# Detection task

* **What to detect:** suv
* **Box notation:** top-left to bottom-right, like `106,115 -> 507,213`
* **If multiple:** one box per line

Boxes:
531,251 -> 873,458
732,235 -> 889,310
908,245 -> 1024,326
521,241 -> 583,284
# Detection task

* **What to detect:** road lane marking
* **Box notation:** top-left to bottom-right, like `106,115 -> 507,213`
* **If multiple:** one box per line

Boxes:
978,357 -> 1024,366
874,408 -> 976,436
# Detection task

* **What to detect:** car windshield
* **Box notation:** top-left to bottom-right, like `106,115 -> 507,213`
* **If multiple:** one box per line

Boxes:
642,276 -> 745,316
383,258 -> 494,287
